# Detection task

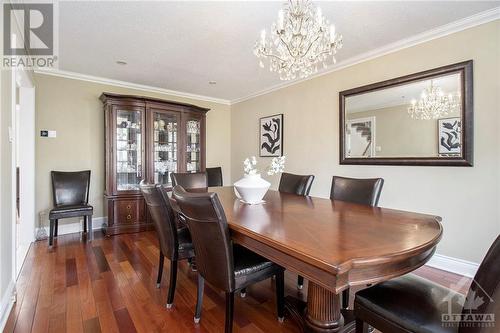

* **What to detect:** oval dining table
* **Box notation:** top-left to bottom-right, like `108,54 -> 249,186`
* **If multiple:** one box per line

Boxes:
170,186 -> 443,333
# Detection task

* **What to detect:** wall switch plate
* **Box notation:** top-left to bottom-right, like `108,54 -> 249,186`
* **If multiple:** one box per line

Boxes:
41,130 -> 57,138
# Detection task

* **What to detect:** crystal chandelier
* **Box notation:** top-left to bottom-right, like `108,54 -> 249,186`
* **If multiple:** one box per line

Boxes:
408,81 -> 461,120
253,0 -> 343,81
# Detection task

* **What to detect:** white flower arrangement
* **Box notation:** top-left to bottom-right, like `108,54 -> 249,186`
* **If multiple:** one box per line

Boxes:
243,156 -> 286,176
243,156 -> 258,175
267,156 -> 286,175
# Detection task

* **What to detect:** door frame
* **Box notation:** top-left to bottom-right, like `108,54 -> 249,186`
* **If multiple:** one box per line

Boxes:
11,65 -> 36,278
345,116 -> 376,158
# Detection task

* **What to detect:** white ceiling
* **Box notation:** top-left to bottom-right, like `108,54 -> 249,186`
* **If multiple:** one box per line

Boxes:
57,1 -> 499,102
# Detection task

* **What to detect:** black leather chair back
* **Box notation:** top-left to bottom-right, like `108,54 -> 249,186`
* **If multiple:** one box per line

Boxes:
278,172 -> 315,196
206,167 -> 223,187
330,176 -> 384,206
51,170 -> 91,207
460,236 -> 500,333
171,172 -> 208,189
140,182 -> 179,260
173,185 -> 235,292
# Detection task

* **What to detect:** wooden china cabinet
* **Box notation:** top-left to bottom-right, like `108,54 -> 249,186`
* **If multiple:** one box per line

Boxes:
100,93 -> 209,235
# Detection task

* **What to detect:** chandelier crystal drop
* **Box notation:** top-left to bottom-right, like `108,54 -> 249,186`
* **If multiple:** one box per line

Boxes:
253,0 -> 343,81
407,81 -> 461,120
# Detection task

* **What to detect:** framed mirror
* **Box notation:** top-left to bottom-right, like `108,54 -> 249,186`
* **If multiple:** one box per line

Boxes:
339,60 -> 473,166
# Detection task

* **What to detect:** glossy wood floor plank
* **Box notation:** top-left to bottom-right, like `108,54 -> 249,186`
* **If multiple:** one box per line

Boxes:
31,250 -> 55,333
82,317 -> 101,333
4,231 -> 470,333
15,245 -> 47,333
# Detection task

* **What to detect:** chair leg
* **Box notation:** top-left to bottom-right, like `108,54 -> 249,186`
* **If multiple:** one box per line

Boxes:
83,216 -> 87,233
240,288 -> 246,298
157,254 -> 164,288
166,260 -> 178,308
87,215 -> 93,241
194,274 -> 204,323
49,219 -> 55,246
54,219 -> 58,237
342,288 -> 350,309
297,275 -> 304,290
188,257 -> 197,272
356,318 -> 369,333
224,292 -> 235,333
276,270 -> 285,322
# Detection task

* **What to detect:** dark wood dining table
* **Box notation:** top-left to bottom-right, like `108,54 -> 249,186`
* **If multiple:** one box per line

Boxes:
170,186 -> 443,333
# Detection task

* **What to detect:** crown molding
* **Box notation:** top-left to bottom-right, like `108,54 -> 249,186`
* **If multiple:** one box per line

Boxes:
34,69 -> 231,105
230,7 -> 500,105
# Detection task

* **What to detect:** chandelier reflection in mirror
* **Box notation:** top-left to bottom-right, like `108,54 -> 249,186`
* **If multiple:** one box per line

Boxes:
254,0 -> 343,81
408,81 -> 461,120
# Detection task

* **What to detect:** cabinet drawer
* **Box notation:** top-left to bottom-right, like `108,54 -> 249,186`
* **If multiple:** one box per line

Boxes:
114,199 -> 145,224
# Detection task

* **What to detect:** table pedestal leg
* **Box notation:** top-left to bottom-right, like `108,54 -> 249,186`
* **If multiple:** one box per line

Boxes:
305,282 -> 344,332
285,281 -> 356,333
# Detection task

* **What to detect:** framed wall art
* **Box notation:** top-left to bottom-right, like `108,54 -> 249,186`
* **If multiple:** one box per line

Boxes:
259,114 -> 283,157
438,117 -> 461,156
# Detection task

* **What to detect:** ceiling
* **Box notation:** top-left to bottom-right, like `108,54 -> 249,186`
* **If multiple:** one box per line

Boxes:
57,1 -> 499,102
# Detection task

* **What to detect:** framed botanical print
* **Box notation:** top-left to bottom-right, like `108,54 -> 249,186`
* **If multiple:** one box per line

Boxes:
259,114 -> 283,157
438,117 -> 461,156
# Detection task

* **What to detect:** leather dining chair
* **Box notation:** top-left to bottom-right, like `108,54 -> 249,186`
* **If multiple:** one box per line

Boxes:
330,176 -> 384,309
354,235 -> 500,333
171,172 -> 208,189
330,176 -> 384,207
278,172 -> 315,291
172,185 -> 285,333
49,170 -> 93,246
206,167 -> 223,187
278,172 -> 315,196
140,182 -> 195,309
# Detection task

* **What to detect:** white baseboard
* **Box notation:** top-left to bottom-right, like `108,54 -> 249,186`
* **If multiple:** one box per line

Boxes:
425,253 -> 479,278
0,280 -> 16,331
35,216 -> 107,240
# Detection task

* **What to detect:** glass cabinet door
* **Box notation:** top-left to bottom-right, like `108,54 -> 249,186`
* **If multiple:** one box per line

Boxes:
185,118 -> 201,173
115,109 -> 143,191
153,112 -> 178,186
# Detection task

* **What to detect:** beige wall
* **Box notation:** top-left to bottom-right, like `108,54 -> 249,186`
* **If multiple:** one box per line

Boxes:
34,74 -> 231,224
231,21 -> 500,263
347,105 -> 461,157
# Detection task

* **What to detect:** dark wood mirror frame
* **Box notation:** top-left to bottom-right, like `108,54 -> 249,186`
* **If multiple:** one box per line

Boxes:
339,60 -> 473,166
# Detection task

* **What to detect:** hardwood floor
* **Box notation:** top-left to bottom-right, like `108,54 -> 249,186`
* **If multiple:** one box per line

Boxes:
4,231 -> 471,333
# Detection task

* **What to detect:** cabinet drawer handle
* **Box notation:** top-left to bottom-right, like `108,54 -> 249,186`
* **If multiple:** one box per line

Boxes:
126,214 -> 132,220
126,204 -> 132,210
